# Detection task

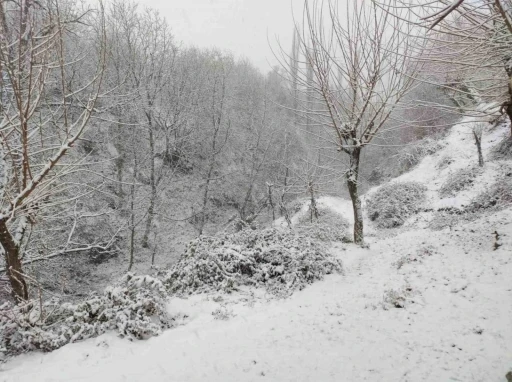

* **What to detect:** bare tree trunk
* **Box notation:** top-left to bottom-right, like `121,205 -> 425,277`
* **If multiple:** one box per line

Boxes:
151,231 -> 158,265
308,180 -> 319,223
128,179 -> 136,272
504,74 -> 512,134
128,136 -> 139,272
267,183 -> 275,221
279,167 -> 292,227
502,42 -> 512,134
142,117 -> 156,248
346,147 -> 364,245
198,162 -> 214,235
0,220 -> 28,302
473,130 -> 485,167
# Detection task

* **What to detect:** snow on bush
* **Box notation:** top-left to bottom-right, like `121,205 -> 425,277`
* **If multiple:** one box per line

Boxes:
162,228 -> 344,298
366,182 -> 427,228
436,154 -> 454,170
439,166 -> 483,198
381,286 -> 414,310
0,273 -> 173,355
489,133 -> 512,160
394,245 -> 436,270
394,137 -> 444,174
468,165 -> 512,211
295,206 -> 350,243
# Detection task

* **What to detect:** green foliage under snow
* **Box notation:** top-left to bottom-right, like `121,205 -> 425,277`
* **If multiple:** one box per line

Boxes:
0,274 -> 173,355
162,228 -> 344,297
366,182 -> 427,228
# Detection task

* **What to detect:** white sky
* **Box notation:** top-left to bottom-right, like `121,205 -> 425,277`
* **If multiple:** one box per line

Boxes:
137,0 -> 304,74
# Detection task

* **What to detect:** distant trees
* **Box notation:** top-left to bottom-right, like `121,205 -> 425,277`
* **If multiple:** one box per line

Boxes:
0,0 -> 314,300
97,3 -> 303,265
0,0 -> 107,301
281,0 -> 421,244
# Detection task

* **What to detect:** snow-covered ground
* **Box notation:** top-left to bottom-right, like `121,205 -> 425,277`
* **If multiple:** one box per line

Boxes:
1,119 -> 511,381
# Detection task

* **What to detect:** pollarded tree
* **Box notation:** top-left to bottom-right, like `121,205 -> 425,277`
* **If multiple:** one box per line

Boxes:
281,0 -> 421,244
0,0 -> 106,301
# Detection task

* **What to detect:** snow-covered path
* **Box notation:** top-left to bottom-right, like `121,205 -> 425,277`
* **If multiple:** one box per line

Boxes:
2,208 -> 511,382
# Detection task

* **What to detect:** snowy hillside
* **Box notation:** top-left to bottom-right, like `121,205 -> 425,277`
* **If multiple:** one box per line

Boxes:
1,119 -> 511,381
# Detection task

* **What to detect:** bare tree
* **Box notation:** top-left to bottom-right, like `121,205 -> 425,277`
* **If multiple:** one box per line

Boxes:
197,53 -> 232,235
395,0 -> 512,132
0,0 -> 106,301
280,0 -> 420,244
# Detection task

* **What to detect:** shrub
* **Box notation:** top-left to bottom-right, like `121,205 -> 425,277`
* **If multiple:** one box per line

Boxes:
436,154 -> 454,170
366,182 -> 427,228
162,228 -> 344,298
489,135 -> 512,160
382,286 -> 413,310
468,165 -> 512,211
394,137 -> 444,174
439,166 -> 483,198
295,206 -> 350,242
0,273 -> 173,355
393,246 -> 436,270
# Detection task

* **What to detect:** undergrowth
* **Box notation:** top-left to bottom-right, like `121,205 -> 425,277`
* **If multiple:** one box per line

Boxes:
366,182 -> 427,228
295,206 -> 350,243
162,228 -> 344,297
0,274 -> 174,355
439,166 -> 483,198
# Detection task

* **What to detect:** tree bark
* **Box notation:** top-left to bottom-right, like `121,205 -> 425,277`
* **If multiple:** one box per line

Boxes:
505,79 -> 512,135
503,57 -> 512,134
308,180 -> 319,223
0,220 -> 28,302
346,147 -> 364,245
142,116 -> 156,248
473,131 -> 485,167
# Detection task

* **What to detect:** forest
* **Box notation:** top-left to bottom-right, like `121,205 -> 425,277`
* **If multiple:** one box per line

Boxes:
0,0 -> 511,381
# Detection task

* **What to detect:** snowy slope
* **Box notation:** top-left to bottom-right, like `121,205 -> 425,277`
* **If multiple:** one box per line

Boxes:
368,112 -> 509,210
1,118 -> 511,381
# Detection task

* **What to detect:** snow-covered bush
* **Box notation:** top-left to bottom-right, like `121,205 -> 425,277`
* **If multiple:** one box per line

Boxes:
436,154 -> 454,170
394,137 -> 444,174
468,166 -> 512,211
394,245 -> 436,270
382,287 -> 412,310
366,182 -> 427,228
0,273 -> 173,355
489,134 -> 512,160
295,206 -> 350,242
439,166 -> 483,198
162,228 -> 343,298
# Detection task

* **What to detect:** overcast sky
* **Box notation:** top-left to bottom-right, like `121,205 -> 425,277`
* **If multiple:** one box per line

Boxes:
137,0 -> 303,74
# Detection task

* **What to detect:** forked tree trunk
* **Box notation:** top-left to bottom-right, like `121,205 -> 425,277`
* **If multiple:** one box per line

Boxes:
0,220 -> 28,302
346,147 -> 364,245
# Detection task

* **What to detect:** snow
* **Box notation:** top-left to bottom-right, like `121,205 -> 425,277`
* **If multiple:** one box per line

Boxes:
2,215 -> 511,381
1,116 -> 511,381
274,196 -> 355,232
366,112 -> 509,213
